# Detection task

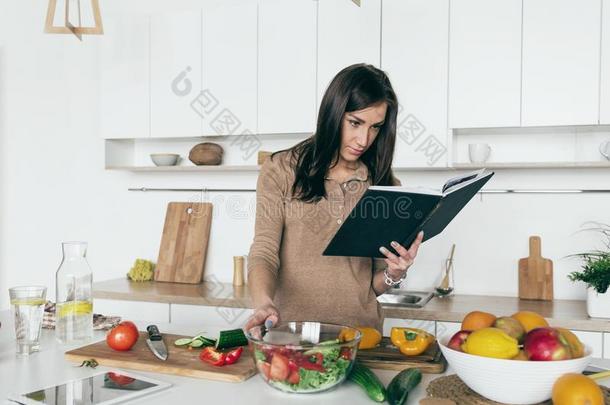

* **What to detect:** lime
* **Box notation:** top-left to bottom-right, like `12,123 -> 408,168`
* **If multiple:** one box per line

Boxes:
57,301 -> 93,317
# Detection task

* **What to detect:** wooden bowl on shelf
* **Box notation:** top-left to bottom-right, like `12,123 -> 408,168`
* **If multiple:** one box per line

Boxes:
189,142 -> 223,165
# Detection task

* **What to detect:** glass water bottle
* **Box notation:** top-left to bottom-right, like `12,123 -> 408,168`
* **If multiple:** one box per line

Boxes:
55,241 -> 93,343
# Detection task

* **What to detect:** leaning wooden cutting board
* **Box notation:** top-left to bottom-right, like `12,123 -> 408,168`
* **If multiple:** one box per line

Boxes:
65,332 -> 256,383
155,202 -> 213,284
356,337 -> 447,373
518,235 -> 554,301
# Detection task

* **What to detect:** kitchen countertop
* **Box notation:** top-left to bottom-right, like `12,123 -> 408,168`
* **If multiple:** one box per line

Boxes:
0,311 -> 435,404
93,278 -> 610,333
1,310 -> 609,405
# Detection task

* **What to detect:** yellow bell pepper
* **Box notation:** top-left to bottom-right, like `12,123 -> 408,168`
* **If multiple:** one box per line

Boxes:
339,327 -> 382,349
390,327 -> 435,356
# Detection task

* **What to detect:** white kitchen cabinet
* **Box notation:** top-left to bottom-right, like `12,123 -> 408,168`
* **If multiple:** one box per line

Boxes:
570,330 -> 603,358
435,321 -> 462,341
150,10 -> 202,138
258,0 -> 317,134
600,0 -> 610,124
94,299 -> 170,323
448,0 -> 522,128
604,333 -> 610,359
317,0 -> 381,109
202,1 -> 257,135
382,0 -> 449,168
521,0 -> 601,126
100,13 -> 150,139
382,318 -> 436,337
171,304 -> 253,329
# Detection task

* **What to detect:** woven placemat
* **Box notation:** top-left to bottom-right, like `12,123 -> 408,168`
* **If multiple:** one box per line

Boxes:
426,374 -> 610,405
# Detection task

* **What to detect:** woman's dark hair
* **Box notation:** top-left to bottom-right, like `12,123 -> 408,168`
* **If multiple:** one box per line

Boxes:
273,63 -> 398,203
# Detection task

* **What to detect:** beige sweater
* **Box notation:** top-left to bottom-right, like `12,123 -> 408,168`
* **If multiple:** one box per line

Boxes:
247,150 -> 391,332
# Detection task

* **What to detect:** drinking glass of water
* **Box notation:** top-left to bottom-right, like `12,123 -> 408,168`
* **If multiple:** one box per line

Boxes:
9,286 -> 47,355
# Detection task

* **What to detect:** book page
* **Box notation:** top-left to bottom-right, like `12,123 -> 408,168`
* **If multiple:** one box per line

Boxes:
442,169 -> 488,194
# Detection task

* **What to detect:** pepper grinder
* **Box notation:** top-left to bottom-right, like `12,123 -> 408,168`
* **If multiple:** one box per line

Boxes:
233,255 -> 246,286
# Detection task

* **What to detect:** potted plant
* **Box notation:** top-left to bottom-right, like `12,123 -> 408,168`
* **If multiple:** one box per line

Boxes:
568,222 -> 610,318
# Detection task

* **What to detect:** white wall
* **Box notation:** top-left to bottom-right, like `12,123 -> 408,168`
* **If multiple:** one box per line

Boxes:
0,0 -> 609,311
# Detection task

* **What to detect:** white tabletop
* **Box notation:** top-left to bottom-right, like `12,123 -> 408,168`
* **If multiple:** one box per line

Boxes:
1,311 -> 608,405
0,311 -> 442,404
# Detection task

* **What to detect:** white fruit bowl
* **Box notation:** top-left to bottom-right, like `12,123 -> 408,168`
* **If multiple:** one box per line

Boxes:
438,337 -> 592,404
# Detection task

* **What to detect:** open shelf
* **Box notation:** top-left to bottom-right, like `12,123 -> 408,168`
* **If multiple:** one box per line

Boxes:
106,165 -> 261,172
453,161 -> 610,169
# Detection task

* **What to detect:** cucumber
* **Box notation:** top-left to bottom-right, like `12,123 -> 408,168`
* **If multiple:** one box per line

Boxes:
347,361 -> 386,402
174,338 -> 193,346
189,339 -> 205,348
215,328 -> 248,349
386,368 -> 422,405
193,335 -> 217,346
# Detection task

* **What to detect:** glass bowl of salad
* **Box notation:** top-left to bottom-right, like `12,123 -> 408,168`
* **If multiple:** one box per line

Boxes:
246,321 -> 362,393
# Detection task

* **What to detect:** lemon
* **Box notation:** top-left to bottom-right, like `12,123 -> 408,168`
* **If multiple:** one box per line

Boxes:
462,327 -> 519,359
57,301 -> 93,318
10,298 -> 45,306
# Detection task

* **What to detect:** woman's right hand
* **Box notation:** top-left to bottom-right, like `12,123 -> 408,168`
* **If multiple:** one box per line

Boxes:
244,303 -> 280,332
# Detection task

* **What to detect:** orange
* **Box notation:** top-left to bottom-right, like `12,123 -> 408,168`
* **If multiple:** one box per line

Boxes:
510,311 -> 549,333
552,373 -> 604,405
461,311 -> 497,331
556,327 -> 585,358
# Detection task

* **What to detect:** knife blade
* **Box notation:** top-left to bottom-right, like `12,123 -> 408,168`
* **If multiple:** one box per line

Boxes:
146,325 -> 168,361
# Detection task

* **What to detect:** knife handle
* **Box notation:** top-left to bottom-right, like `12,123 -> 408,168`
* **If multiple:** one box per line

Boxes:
147,325 -> 163,341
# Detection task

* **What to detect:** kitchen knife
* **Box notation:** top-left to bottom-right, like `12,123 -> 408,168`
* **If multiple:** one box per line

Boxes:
146,325 -> 168,361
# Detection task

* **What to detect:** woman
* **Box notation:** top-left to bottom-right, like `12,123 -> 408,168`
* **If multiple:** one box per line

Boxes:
244,64 -> 424,333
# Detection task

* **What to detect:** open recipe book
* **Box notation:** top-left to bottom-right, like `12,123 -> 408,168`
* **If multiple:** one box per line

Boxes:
323,169 -> 495,258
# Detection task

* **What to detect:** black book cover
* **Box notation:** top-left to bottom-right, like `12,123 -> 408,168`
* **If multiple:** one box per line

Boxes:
322,170 -> 494,258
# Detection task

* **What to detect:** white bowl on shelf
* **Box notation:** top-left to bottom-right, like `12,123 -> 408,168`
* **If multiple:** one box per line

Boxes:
438,337 -> 592,404
150,154 -> 180,166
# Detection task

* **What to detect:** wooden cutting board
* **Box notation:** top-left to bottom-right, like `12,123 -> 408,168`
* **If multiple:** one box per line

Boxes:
518,235 -> 553,301
356,337 -> 447,373
155,202 -> 213,284
65,332 -> 256,383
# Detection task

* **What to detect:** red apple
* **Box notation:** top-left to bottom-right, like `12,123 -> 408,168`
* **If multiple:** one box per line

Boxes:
523,327 -> 571,361
448,330 -> 472,352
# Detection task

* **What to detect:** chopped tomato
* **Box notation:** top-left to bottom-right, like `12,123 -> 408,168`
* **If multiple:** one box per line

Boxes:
287,359 -> 299,373
340,347 -> 353,360
294,352 -> 325,372
270,353 -> 290,381
287,370 -> 300,385
258,361 -> 271,380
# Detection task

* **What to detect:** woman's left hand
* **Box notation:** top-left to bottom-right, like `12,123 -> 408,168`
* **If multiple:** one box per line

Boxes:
378,231 -> 424,281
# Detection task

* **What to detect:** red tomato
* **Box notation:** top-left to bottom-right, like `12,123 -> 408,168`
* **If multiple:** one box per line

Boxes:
270,353 -> 289,381
106,321 -> 139,351
121,321 -> 138,335
287,370 -> 300,385
259,362 -> 271,381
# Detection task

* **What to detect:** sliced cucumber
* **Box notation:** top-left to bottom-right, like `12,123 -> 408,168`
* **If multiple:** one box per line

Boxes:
174,338 -> 193,347
189,339 -> 205,348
